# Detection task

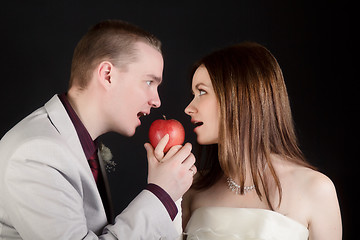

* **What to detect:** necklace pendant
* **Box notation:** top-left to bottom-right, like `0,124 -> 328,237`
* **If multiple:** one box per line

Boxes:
227,177 -> 255,195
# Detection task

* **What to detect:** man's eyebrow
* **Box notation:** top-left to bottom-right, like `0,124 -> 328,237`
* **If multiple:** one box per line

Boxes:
146,74 -> 162,84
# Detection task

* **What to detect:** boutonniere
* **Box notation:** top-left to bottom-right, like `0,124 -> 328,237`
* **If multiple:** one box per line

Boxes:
99,143 -> 116,172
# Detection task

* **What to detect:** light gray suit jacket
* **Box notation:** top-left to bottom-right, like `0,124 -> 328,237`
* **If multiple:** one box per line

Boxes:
0,95 -> 178,239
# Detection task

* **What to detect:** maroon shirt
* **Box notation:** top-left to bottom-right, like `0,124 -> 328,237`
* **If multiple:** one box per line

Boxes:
58,93 -> 177,221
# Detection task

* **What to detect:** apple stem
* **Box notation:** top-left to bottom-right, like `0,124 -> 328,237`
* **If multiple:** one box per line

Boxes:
162,115 -> 167,120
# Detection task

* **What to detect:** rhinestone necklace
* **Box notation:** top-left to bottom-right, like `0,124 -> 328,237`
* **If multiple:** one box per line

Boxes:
227,177 -> 255,195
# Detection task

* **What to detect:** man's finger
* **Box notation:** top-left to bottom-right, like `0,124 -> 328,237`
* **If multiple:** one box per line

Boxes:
154,134 -> 169,161
189,164 -> 197,176
162,145 -> 182,162
171,143 -> 193,164
182,152 -> 196,170
144,143 -> 157,165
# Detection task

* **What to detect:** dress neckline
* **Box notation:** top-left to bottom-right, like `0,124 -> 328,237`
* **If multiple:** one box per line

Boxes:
191,206 -> 308,231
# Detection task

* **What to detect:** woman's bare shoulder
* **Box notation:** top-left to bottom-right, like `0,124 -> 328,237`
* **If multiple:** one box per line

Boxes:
286,163 -> 336,196
289,165 -> 342,238
272,156 -> 335,194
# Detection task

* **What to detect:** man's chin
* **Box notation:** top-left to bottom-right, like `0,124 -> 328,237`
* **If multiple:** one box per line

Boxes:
114,126 -> 136,137
124,129 -> 136,137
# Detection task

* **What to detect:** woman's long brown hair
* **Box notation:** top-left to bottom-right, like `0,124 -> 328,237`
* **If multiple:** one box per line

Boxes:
192,42 -> 314,210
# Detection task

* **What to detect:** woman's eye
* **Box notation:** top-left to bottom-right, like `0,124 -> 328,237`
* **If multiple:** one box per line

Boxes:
199,90 -> 206,96
146,81 -> 152,86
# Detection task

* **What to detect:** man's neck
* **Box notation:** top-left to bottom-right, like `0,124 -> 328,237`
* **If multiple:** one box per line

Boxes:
66,87 -> 104,140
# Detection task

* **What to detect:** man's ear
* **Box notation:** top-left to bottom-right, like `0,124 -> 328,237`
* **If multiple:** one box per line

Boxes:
97,61 -> 113,89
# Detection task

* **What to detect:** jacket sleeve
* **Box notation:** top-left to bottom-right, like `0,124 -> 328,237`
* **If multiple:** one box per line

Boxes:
2,139 -> 179,240
3,139 -> 96,239
102,190 -> 179,240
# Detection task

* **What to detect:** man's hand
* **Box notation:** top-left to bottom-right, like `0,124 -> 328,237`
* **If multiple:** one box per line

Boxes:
144,134 -> 197,202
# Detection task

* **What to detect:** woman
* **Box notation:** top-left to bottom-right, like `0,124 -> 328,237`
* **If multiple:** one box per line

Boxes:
182,42 -> 342,239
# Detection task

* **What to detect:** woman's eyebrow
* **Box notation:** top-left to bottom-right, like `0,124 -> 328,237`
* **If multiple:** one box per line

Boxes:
191,83 -> 207,94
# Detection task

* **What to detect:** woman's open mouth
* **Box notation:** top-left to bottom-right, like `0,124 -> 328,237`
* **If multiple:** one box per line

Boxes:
192,121 -> 204,131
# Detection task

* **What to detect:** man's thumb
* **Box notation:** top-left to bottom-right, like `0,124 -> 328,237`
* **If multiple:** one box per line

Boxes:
144,143 -> 157,165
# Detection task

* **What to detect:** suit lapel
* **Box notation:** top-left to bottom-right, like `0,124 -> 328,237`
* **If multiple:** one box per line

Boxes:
44,95 -> 113,223
44,95 -> 89,171
98,150 -> 115,224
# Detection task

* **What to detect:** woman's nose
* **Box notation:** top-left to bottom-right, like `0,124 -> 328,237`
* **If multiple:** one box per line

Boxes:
184,99 -> 196,115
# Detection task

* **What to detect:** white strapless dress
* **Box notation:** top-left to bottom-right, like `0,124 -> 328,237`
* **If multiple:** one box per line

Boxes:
183,207 -> 309,240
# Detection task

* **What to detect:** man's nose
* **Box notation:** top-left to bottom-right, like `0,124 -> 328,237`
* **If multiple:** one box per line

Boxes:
150,92 -> 161,108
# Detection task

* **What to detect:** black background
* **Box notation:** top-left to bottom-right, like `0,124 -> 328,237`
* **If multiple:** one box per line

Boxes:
0,0 -> 351,239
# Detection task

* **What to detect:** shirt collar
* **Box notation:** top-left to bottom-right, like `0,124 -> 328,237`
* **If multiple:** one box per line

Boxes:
58,93 -> 98,159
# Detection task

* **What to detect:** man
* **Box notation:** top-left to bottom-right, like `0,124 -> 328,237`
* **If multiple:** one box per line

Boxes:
0,20 -> 196,239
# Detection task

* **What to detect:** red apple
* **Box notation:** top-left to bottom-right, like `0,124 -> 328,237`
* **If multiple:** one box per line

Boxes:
149,116 -> 185,153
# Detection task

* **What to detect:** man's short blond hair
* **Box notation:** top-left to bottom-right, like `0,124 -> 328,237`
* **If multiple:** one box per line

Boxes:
69,20 -> 162,89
